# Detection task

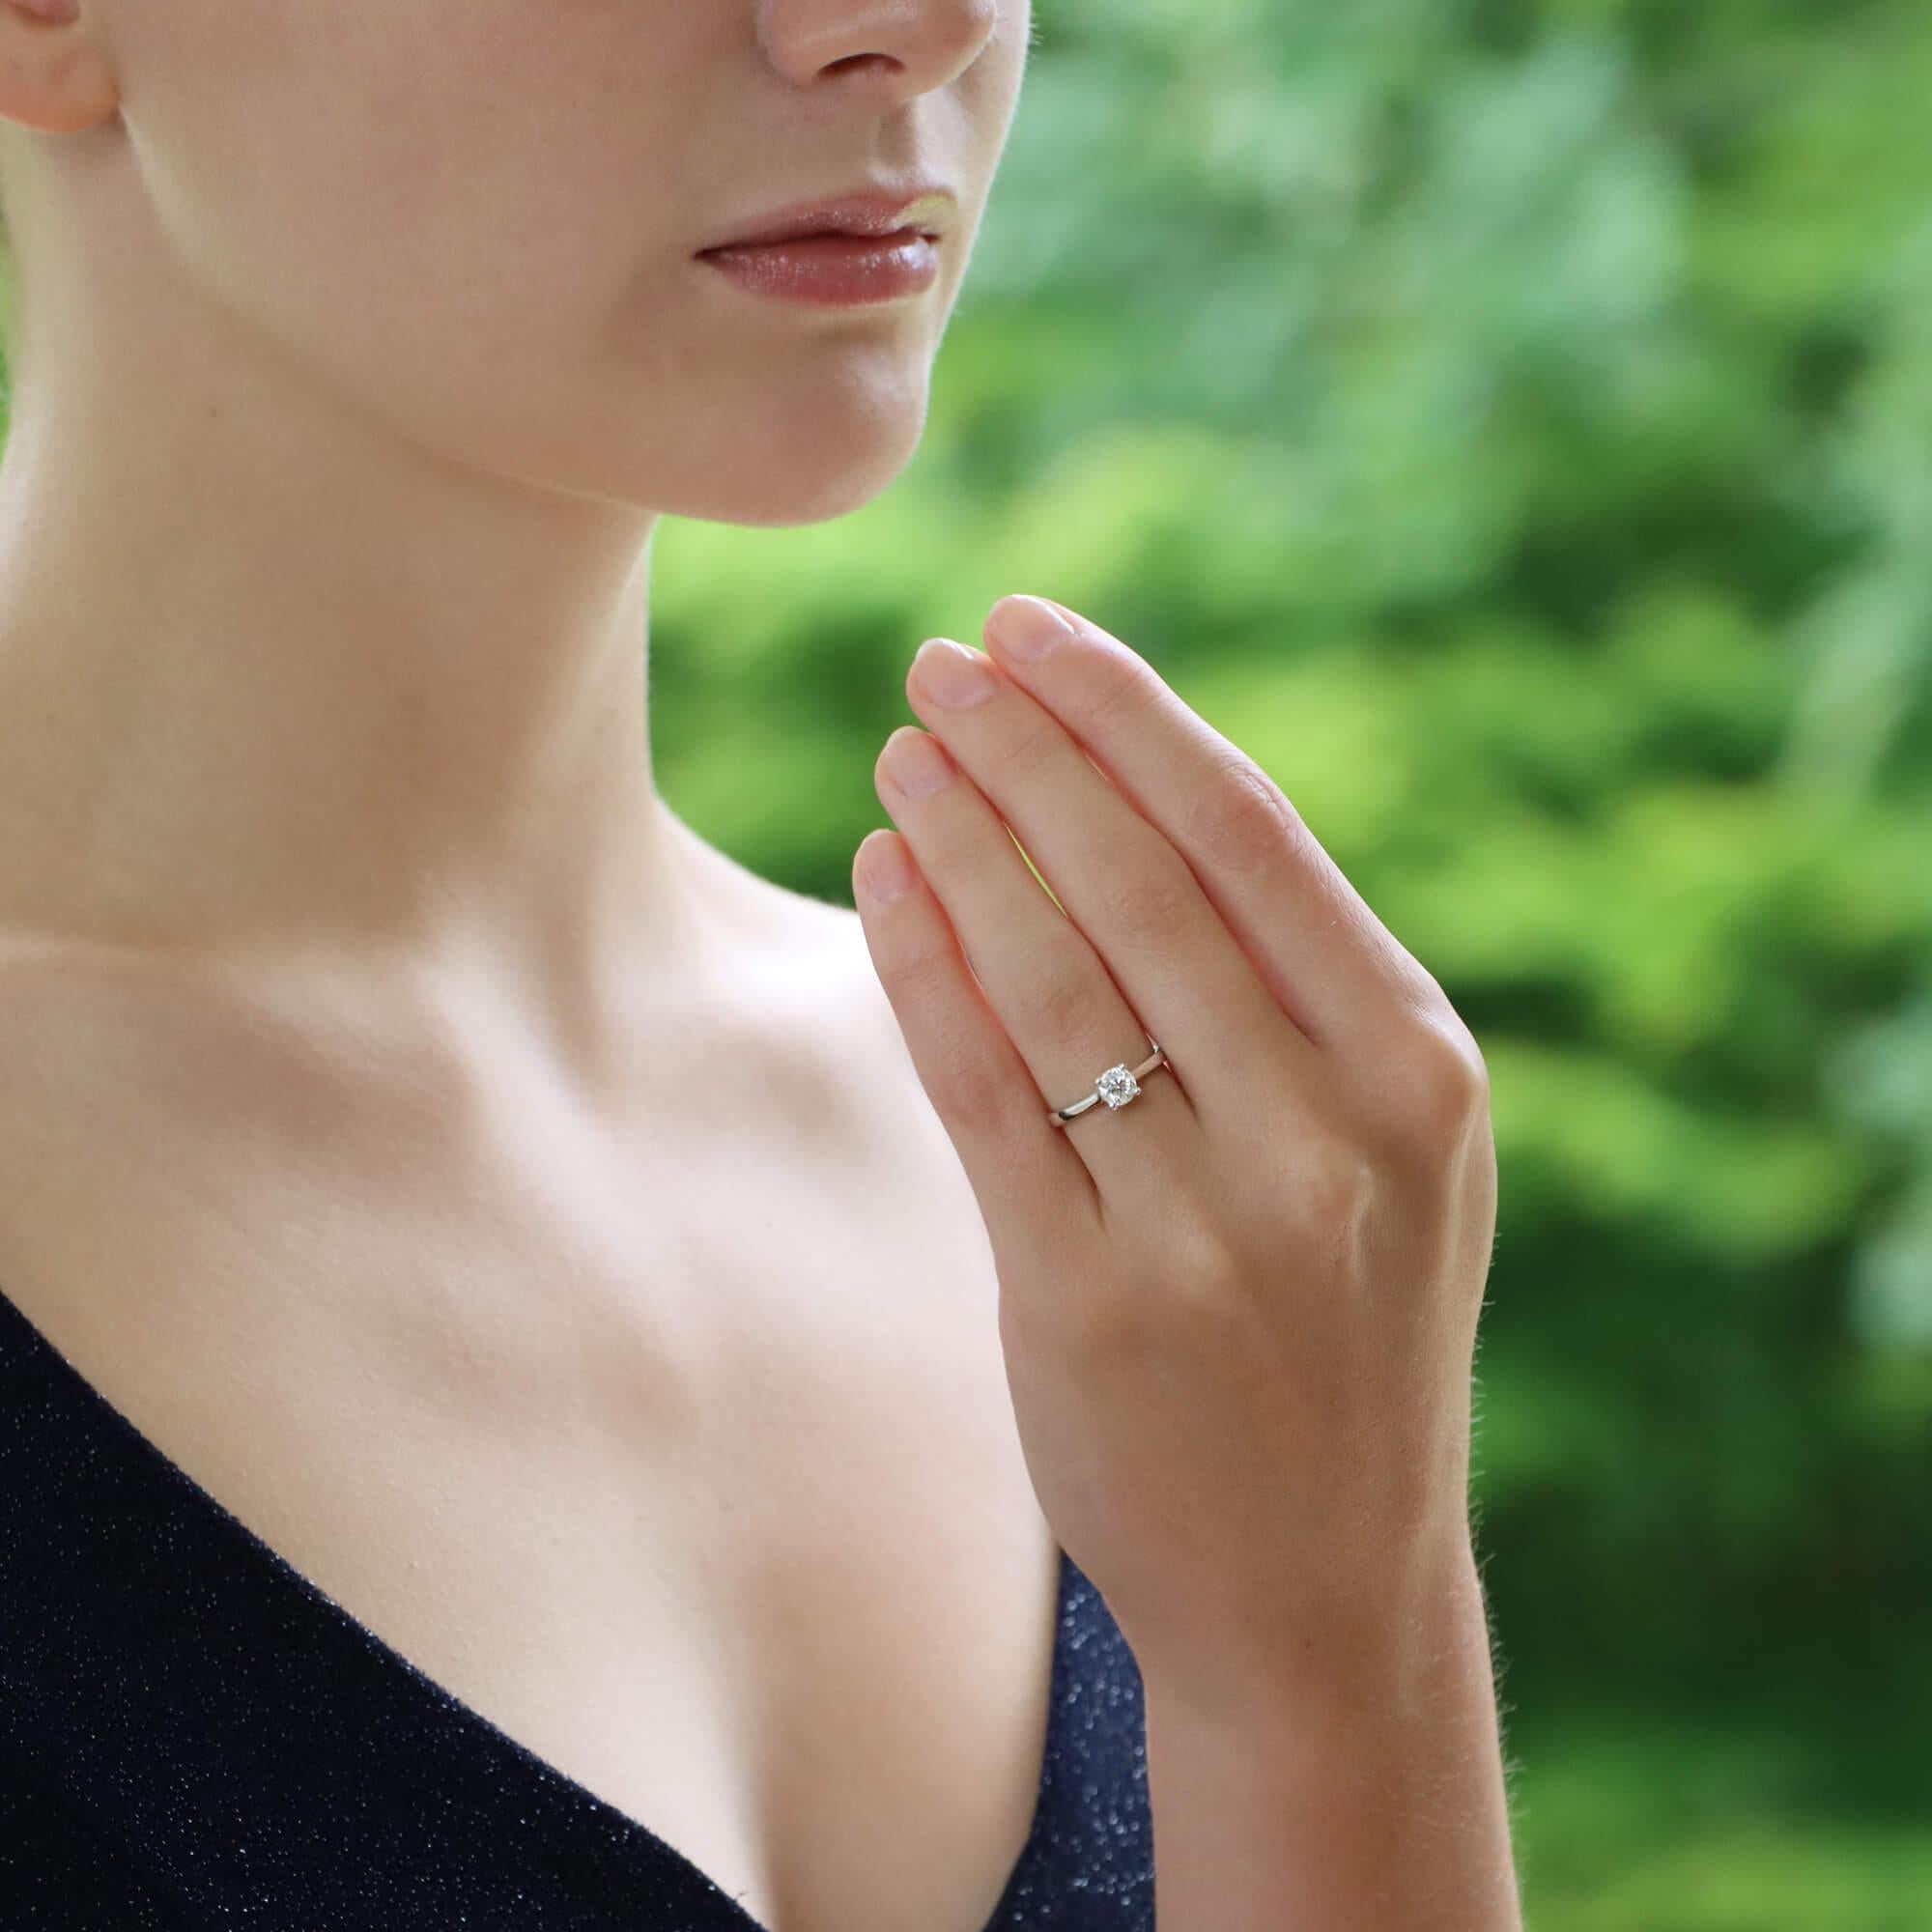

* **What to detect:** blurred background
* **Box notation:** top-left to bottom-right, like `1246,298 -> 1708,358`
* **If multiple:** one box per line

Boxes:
5,1 -> 1925,1925
648,3 -> 1932,1926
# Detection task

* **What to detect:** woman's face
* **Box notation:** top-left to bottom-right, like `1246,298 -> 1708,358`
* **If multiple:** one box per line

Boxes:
39,0 -> 1027,524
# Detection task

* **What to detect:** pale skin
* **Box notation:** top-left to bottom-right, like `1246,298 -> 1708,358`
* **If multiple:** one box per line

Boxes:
0,1 -> 1520,1928
860,599 -> 1521,1925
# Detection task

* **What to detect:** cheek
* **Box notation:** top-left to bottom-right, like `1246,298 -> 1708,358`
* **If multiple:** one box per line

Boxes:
120,0 -> 696,442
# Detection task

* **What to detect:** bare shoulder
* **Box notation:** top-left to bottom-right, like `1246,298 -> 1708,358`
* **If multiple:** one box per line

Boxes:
727,871 -> 992,1226
668,800 -> 924,1108
768,886 -> 943,1142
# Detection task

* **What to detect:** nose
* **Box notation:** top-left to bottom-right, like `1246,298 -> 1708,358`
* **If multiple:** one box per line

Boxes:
760,0 -> 1001,100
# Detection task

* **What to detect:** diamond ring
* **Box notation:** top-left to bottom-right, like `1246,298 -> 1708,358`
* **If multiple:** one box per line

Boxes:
1046,1038 -> 1170,1128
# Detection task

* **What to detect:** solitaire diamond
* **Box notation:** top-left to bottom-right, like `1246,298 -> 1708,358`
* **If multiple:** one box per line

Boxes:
1095,1064 -> 1141,1109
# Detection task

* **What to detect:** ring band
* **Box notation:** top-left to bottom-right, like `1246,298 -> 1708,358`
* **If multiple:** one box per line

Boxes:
1047,1037 -> 1170,1127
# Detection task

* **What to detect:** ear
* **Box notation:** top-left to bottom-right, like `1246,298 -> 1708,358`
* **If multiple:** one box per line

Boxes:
0,0 -> 120,138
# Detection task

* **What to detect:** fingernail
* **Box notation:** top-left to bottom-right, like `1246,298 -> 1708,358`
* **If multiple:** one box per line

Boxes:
992,595 -> 1077,663
860,833 -> 917,902
914,637 -> 997,708
884,727 -> 955,798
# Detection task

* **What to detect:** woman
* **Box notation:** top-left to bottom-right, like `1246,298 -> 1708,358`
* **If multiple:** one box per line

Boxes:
0,2 -> 1520,1927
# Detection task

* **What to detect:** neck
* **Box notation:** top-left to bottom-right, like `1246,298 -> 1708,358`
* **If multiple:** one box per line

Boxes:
0,298 -> 720,1033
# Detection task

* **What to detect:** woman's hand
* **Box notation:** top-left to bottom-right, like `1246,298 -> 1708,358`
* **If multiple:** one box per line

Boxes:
852,594 -> 1498,1714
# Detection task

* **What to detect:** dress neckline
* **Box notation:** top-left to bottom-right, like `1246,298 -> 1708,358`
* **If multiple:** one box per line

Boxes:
0,1277 -> 1076,1932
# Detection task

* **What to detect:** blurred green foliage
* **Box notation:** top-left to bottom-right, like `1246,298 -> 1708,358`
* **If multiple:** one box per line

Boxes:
650,2 -> 1932,1923
1,0 -> 1923,1922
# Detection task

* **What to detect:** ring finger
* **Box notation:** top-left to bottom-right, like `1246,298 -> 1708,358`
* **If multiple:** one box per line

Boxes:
874,722 -> 1195,1194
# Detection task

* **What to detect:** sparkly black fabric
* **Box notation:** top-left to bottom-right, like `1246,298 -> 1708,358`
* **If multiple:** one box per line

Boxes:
0,1283 -> 1154,1929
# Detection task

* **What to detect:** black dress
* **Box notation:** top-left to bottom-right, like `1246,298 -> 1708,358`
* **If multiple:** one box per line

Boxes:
0,1283 -> 1155,1929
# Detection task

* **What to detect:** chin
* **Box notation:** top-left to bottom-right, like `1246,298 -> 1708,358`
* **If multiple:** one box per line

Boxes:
646,404 -> 933,529
440,349 -> 936,526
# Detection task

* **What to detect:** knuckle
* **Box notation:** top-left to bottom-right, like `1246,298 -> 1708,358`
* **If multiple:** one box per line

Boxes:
1158,1210 -> 1249,1310
888,937 -> 956,1011
1084,650 -> 1166,733
1011,932 -> 1109,1039
1092,846 -> 1200,951
1113,1208 -> 1257,1344
920,813 -> 991,878
922,1009 -> 1019,1136
980,710 -> 1064,787
1390,1009 -> 1492,1152
1184,753 -> 1300,875
885,947 -> 1021,1134
943,1050 -> 1020,1139
1287,1138 -> 1381,1243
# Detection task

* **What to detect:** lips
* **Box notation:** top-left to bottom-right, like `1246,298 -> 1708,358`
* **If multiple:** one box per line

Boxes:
705,225 -> 931,253
696,187 -> 957,253
696,225 -> 943,306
